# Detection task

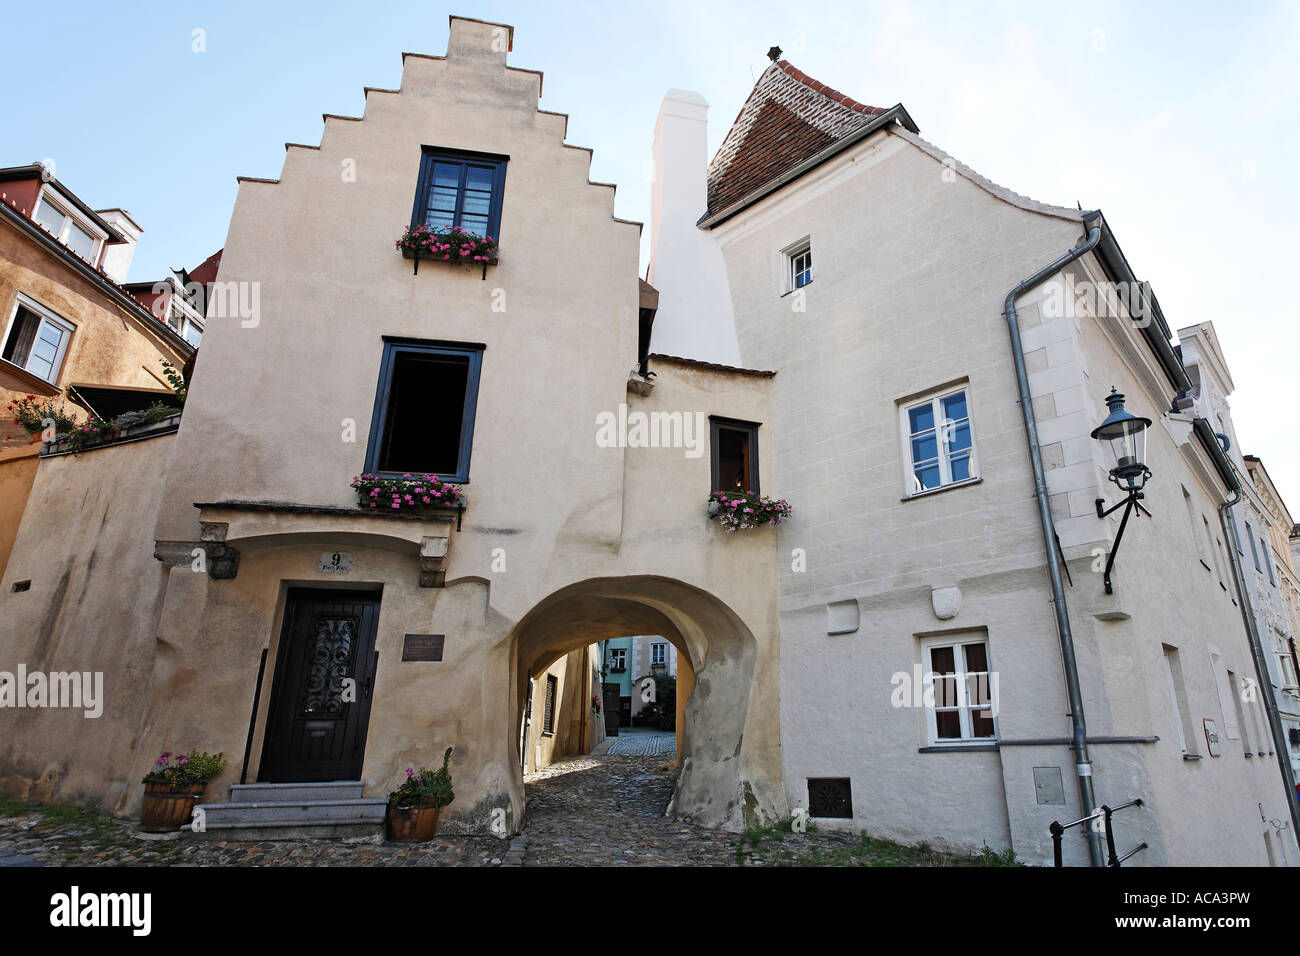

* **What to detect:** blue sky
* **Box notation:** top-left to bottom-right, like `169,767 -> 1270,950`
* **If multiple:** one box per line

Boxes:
3,0 -> 1298,505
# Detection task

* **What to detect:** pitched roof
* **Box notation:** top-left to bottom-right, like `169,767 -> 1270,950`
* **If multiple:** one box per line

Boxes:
705,59 -> 908,219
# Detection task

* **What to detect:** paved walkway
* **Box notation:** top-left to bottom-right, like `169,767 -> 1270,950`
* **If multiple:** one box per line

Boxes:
518,751 -> 737,865
603,728 -> 677,757
1,752 -> 1008,866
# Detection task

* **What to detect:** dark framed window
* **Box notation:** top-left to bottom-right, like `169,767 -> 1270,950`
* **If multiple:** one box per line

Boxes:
710,416 -> 760,494
543,675 -> 557,735
364,339 -> 484,482
411,147 -> 508,240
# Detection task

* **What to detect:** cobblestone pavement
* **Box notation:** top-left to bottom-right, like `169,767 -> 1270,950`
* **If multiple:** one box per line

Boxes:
1,752 -> 1008,867
0,808 -> 507,867
519,752 -> 738,865
604,729 -> 677,757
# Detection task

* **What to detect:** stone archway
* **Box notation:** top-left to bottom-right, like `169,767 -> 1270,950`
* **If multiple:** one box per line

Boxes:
504,575 -> 785,832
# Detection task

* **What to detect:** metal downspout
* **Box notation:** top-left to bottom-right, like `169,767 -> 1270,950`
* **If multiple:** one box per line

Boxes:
1217,465 -> 1300,856
1003,216 -> 1105,867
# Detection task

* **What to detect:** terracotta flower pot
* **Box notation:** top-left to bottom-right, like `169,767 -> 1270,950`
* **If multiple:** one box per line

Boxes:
387,803 -> 441,843
139,782 -> 206,832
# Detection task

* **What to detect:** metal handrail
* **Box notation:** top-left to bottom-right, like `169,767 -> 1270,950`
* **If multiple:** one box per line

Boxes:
1050,797 -> 1147,867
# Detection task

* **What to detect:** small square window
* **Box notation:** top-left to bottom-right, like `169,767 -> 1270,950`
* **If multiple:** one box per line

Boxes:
709,416 -> 760,494
2,296 -> 75,384
364,339 -> 484,482
784,239 -> 812,292
900,386 -> 978,496
412,148 -> 507,241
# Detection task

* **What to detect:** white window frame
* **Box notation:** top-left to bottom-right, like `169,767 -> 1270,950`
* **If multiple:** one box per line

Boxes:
608,647 -> 627,670
1279,653 -> 1298,693
651,642 -> 666,666
32,187 -> 106,265
919,635 -> 998,746
782,237 -> 812,293
1,293 -> 76,384
899,384 -> 979,497
167,297 -> 204,347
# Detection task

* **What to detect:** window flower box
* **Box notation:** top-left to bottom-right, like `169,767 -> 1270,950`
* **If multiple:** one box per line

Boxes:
352,473 -> 466,513
396,224 -> 498,278
708,491 -> 791,532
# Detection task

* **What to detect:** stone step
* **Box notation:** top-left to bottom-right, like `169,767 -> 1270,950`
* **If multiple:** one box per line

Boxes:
229,781 -> 365,803
182,819 -> 384,843
194,797 -> 388,828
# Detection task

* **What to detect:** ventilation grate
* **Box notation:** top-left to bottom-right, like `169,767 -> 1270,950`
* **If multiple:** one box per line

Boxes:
807,777 -> 852,818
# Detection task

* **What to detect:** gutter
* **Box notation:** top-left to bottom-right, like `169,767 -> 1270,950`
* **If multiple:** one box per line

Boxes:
697,104 -> 919,230
1210,427 -> 1300,853
0,200 -> 195,360
1089,217 -> 1191,394
1003,211 -> 1105,867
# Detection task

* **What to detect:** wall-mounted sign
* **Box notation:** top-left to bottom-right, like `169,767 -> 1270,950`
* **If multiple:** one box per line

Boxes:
402,634 -> 445,662
320,552 -> 351,574
1203,718 -> 1222,757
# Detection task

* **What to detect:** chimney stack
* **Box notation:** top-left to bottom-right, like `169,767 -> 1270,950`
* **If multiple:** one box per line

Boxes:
95,208 -> 142,283
647,90 -> 742,366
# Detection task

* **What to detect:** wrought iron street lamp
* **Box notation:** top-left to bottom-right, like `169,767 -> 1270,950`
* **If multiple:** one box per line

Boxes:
1092,388 -> 1152,594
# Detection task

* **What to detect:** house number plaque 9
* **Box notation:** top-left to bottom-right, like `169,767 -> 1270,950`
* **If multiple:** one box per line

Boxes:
319,552 -> 352,574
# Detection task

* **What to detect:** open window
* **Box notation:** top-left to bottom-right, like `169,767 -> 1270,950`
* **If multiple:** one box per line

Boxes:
364,339 -> 484,482
709,416 -> 760,494
411,147 -> 507,240
2,294 -> 75,384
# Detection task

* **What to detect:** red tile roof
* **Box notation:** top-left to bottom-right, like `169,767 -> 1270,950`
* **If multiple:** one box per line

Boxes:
706,59 -> 891,218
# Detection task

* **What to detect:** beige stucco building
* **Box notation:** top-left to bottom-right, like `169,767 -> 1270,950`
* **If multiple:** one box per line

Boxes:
0,166 -> 193,580
0,17 -> 785,838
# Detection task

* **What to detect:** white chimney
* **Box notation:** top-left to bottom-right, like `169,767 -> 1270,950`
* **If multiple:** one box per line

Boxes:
647,90 -> 742,367
95,208 -> 142,283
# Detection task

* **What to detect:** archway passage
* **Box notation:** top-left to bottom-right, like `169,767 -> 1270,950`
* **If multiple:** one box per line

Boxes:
504,575 -> 785,834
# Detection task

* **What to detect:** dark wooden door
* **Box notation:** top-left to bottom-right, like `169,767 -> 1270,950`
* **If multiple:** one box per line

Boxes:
259,588 -> 381,782
602,683 -> 621,737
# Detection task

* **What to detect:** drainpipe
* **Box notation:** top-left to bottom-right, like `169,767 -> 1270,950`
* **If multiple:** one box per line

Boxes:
1003,213 -> 1105,867
1214,445 -> 1300,854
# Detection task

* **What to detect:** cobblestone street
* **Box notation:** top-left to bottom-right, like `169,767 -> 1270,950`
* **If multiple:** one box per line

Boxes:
1,748 -> 1014,867
518,749 -> 738,865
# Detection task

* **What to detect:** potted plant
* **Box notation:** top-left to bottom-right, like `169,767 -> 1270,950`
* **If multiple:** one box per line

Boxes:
387,747 -> 455,842
707,491 -> 792,532
395,223 -> 498,275
352,473 -> 466,513
8,394 -> 77,443
139,750 -> 225,832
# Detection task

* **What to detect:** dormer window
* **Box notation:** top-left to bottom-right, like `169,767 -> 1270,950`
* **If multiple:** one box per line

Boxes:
167,299 -> 204,347
32,191 -> 105,264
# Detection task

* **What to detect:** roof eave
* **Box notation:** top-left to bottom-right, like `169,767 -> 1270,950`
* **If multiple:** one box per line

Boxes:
1088,213 -> 1191,395
1193,417 -> 1240,495
0,200 -> 195,360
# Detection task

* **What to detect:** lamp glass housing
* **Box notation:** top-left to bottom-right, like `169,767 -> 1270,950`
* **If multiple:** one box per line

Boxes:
1091,389 -> 1151,486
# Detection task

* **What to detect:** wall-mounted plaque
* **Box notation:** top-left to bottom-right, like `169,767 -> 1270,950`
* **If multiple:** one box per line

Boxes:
402,634 -> 445,661
320,552 -> 352,574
